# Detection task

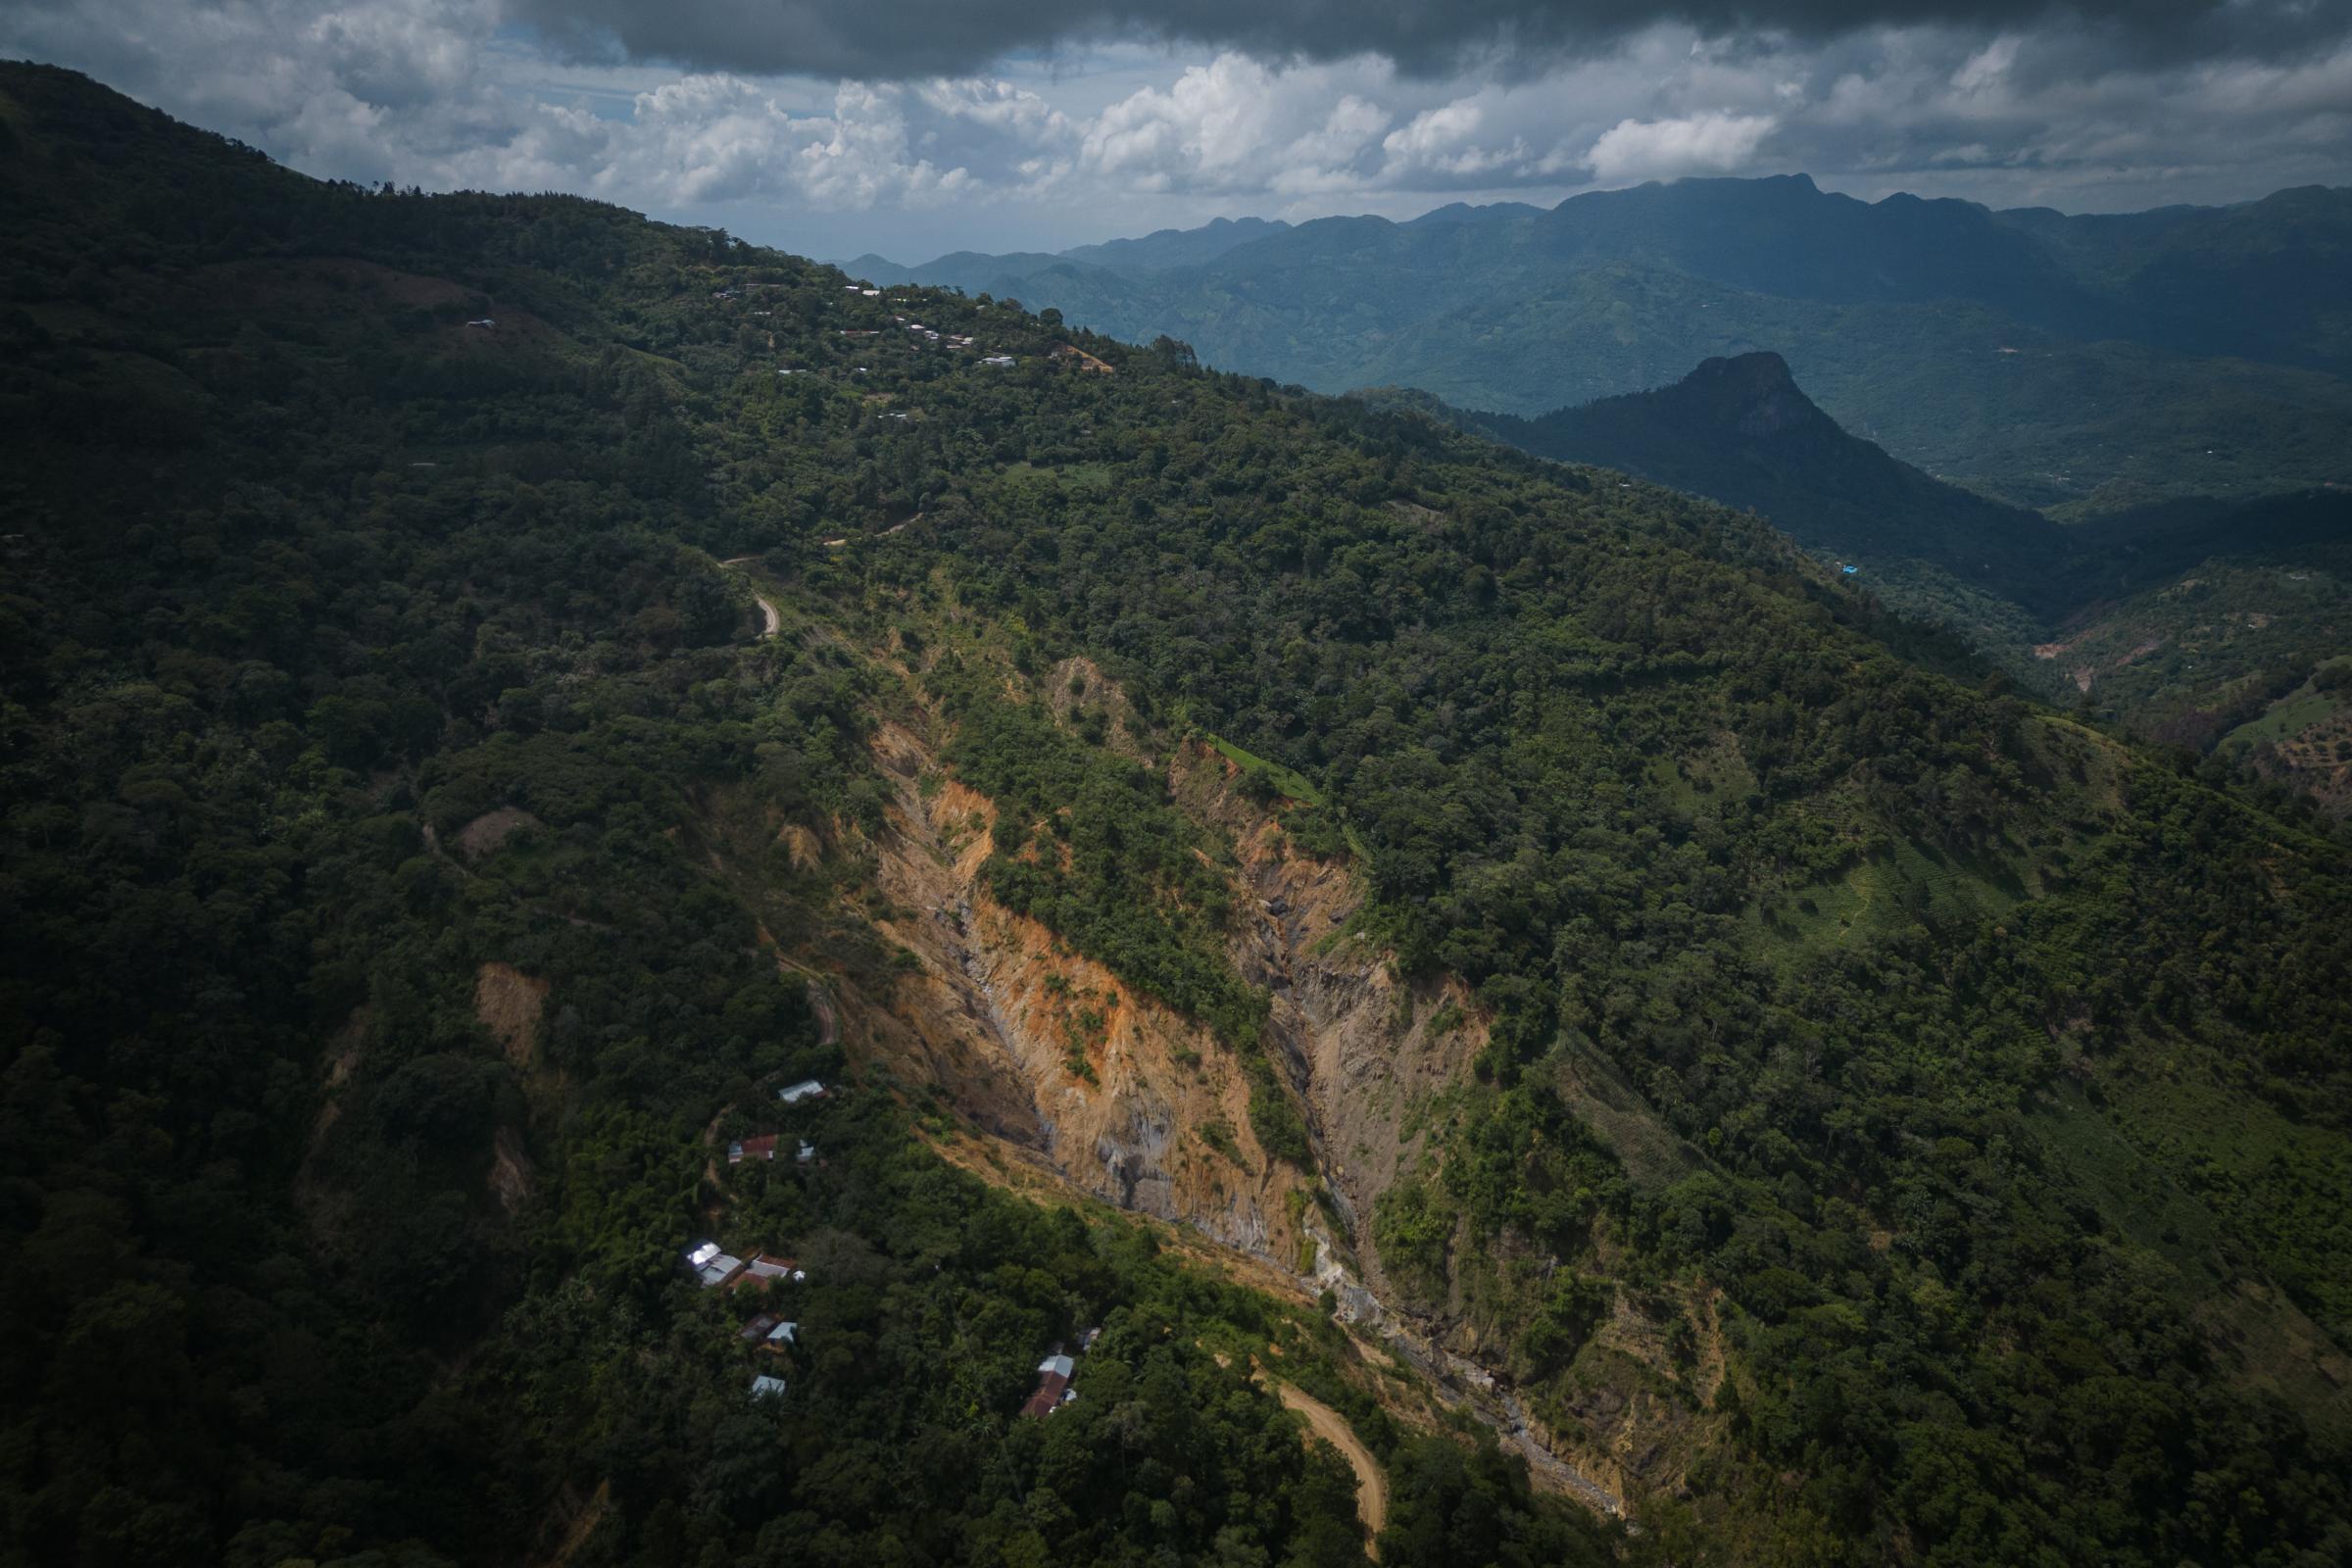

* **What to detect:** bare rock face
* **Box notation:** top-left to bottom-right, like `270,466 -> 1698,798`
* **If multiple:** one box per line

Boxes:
488,1124 -> 535,1215
842,705 -> 1661,1516
848,717 -> 1317,1262
1169,742 -> 1489,1302
846,707 -> 1493,1296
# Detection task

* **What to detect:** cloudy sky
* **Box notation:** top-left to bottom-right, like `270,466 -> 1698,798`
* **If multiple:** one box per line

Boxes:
4,1 -> 2348,261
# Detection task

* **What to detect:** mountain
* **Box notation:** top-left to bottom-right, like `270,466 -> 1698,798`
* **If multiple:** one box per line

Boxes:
845,178 -> 2352,514
7,62 -> 2352,1568
1466,350 -> 2352,621
1467,351 -> 2069,612
1396,352 -> 2352,801
837,216 -> 1295,293
1061,214 -> 1293,270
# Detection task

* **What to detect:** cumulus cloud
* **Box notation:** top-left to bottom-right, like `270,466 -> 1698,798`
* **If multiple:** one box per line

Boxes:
1588,110 -> 1777,181
1079,55 -> 1406,194
593,77 -> 979,210
1385,97 -> 1528,177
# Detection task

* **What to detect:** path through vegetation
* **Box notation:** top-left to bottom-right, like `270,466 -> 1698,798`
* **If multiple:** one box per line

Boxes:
1271,1382 -> 1387,1554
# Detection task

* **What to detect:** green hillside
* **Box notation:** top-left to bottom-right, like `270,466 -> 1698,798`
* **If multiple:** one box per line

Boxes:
4,64 -> 2352,1568
1377,354 -> 2352,808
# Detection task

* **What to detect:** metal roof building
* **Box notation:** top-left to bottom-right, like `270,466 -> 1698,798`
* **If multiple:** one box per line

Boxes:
684,1240 -> 746,1289
1021,1354 -> 1077,1419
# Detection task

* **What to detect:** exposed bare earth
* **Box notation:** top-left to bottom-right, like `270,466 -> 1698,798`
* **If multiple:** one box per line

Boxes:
458,807 -> 542,859
797,653 -> 1642,1524
718,557 -> 783,637
778,822 -> 823,871
1172,741 -> 1489,1297
475,961 -> 551,1071
1272,1382 -> 1388,1554
488,1124 -> 534,1215
855,714 -> 1316,1253
1055,343 -> 1115,373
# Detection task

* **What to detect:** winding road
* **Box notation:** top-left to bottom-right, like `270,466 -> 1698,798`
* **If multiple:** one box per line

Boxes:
1271,1382 -> 1388,1556
718,556 -> 782,638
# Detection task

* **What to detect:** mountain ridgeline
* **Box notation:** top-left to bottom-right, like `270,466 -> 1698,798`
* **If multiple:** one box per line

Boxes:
1456,352 -> 2070,613
5,63 -> 2352,1568
1378,353 -> 2352,803
848,174 -> 2352,514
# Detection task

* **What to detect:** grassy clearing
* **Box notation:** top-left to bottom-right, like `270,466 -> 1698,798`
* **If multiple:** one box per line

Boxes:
1206,733 -> 1371,861
999,459 -> 1114,494
1206,734 -> 1324,805
1746,838 -> 2027,969
2223,681 -> 2343,750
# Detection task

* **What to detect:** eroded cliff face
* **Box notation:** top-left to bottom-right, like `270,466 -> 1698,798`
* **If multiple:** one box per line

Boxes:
1166,746 -> 1488,1294
849,713 -> 1317,1260
842,688 -> 1503,1297
811,662 -> 1684,1518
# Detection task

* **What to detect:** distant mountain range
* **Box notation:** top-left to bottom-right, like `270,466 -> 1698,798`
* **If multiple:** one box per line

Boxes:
842,177 -> 2352,514
845,216 -> 1295,281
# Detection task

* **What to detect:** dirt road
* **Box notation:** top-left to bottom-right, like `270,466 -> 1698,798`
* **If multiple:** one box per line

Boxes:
717,556 -> 781,637
1273,1383 -> 1387,1556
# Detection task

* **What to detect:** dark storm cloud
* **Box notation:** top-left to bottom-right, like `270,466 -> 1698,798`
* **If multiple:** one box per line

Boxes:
506,0 -> 2350,78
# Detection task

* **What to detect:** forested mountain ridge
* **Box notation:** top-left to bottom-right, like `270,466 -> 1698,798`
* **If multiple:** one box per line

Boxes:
1373,354 -> 2352,808
1444,351 -> 2068,613
5,61 -> 2352,1568
845,216 -> 1294,284
847,176 -> 2352,514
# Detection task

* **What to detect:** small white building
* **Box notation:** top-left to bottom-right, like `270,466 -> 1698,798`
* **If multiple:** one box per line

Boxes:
750,1374 -> 789,1399
777,1079 -> 825,1105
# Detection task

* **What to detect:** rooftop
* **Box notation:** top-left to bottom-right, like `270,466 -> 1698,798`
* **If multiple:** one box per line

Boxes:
1020,1369 -> 1070,1419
